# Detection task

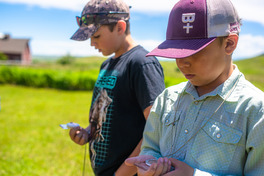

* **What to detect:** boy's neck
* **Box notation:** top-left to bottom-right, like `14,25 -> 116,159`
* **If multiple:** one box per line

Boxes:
113,34 -> 137,59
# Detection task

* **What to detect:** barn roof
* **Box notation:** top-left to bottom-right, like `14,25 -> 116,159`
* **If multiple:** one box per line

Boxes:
0,37 -> 30,54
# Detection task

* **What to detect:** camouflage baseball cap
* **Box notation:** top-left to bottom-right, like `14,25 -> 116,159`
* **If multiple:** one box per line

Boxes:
71,0 -> 130,41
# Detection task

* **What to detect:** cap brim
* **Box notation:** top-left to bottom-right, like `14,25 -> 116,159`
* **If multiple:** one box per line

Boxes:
70,25 -> 99,41
147,38 -> 216,59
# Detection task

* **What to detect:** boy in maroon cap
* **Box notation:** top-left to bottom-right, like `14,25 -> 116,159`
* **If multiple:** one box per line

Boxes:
126,0 -> 264,175
68,0 -> 165,176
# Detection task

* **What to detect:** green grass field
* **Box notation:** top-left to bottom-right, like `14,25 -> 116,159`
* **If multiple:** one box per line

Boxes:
0,55 -> 263,175
235,56 -> 264,91
0,85 -> 94,176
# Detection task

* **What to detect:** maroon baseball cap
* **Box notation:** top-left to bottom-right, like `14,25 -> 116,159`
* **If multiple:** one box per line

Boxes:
71,0 -> 130,41
147,0 -> 241,59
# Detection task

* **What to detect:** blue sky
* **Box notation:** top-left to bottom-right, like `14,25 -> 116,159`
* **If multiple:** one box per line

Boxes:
0,0 -> 264,60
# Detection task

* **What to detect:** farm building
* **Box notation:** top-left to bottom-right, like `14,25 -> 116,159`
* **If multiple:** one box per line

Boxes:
0,34 -> 31,65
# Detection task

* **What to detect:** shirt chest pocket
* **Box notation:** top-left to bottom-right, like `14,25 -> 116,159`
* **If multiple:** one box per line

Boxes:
162,110 -> 181,128
191,120 -> 242,171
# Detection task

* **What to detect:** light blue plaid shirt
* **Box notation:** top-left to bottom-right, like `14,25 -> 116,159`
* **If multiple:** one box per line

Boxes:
140,66 -> 264,175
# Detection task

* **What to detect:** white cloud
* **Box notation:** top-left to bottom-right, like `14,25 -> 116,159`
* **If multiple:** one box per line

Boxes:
31,38 -> 162,57
31,34 -> 264,60
1,0 -> 264,25
31,39 -> 101,57
124,0 -> 177,13
234,34 -> 264,59
232,0 -> 264,26
0,0 -> 86,11
134,39 -> 161,53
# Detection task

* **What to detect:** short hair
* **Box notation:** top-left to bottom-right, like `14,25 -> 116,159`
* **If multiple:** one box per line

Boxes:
104,20 -> 130,35
218,34 -> 239,46
218,36 -> 228,46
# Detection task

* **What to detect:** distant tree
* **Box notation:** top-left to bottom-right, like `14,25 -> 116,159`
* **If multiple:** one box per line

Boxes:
57,53 -> 75,65
0,52 -> 8,60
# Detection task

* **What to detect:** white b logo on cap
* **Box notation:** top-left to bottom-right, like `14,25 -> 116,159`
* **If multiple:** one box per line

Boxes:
182,13 -> 195,34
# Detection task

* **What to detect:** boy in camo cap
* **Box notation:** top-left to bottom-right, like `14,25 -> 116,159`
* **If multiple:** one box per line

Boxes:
69,0 -> 165,176
71,0 -> 130,41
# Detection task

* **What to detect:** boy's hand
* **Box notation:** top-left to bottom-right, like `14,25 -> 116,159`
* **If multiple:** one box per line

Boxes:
163,158 -> 194,176
125,155 -> 171,176
69,126 -> 89,145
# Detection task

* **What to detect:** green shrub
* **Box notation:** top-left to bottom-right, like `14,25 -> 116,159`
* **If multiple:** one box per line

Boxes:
0,52 -> 8,60
0,66 -> 97,90
56,54 -> 75,65
164,77 -> 187,87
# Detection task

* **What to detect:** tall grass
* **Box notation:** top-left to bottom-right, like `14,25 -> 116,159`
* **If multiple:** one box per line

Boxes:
0,85 -> 94,176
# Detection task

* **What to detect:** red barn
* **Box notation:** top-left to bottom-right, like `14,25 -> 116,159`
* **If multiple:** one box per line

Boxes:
0,34 -> 31,65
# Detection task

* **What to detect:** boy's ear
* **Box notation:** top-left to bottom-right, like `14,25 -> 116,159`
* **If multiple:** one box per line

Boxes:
225,34 -> 239,55
116,20 -> 126,35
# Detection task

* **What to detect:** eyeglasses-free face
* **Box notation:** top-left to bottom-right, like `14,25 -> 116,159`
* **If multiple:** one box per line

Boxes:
76,11 -> 129,27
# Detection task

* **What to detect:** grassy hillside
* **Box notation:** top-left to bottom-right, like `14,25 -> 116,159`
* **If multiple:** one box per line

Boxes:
234,55 -> 264,90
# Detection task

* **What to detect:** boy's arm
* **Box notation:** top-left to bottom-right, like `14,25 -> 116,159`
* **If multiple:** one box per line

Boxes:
114,106 -> 152,176
140,107 -> 163,159
115,139 -> 143,176
244,108 -> 264,175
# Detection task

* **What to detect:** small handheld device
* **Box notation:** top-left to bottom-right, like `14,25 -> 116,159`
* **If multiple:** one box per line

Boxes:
134,159 -> 157,171
134,158 -> 174,171
60,122 -> 80,129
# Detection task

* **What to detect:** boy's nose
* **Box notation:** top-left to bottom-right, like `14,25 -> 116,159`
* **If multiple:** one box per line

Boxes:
176,58 -> 191,68
90,38 -> 96,47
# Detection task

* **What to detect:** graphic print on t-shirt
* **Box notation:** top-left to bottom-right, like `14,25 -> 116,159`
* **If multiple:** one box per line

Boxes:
89,89 -> 112,168
90,69 -> 118,168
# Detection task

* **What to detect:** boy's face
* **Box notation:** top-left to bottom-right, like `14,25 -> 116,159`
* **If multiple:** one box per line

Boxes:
176,38 -> 233,92
90,24 -> 121,56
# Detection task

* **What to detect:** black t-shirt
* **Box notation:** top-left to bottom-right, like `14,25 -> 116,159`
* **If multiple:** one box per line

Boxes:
89,45 -> 165,176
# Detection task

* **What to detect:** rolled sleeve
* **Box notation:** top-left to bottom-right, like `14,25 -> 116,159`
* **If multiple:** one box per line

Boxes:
140,95 -> 164,159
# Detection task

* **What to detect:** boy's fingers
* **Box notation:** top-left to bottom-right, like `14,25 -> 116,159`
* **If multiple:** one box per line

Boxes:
125,157 -> 139,166
161,158 -> 169,174
75,130 -> 82,143
148,163 -> 157,176
69,128 -> 77,140
168,159 -> 172,172
79,135 -> 86,145
79,128 -> 88,145
153,158 -> 164,176
126,155 -> 154,165
69,127 -> 82,141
